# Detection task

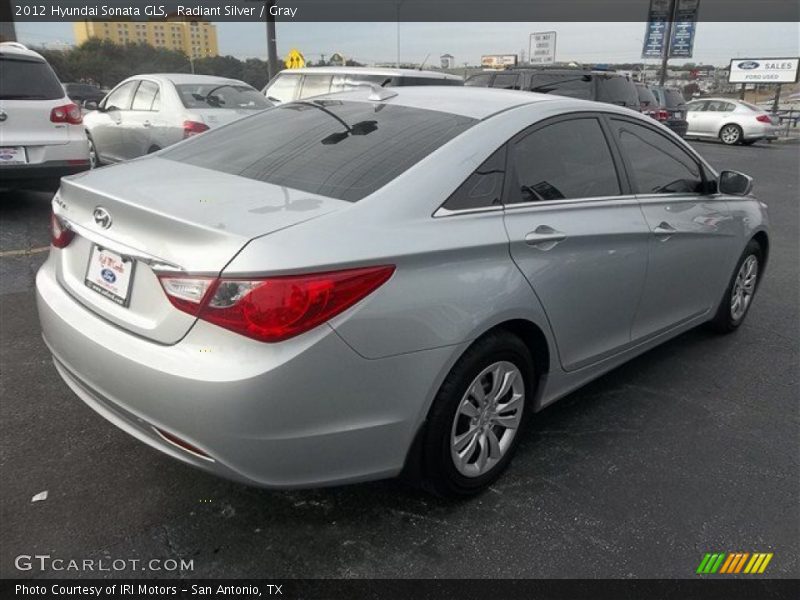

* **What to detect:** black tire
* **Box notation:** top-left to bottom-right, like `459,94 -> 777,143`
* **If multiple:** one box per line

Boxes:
87,134 -> 100,168
741,140 -> 757,146
719,123 -> 743,145
708,239 -> 763,333
420,331 -> 535,498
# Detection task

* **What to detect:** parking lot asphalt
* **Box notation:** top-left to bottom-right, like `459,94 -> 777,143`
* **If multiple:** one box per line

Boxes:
1,140 -> 798,579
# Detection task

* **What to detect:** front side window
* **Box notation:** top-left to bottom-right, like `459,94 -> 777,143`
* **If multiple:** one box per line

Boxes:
103,81 -> 138,111
611,119 -> 704,194
162,101 -> 476,202
510,117 -> 620,202
265,73 -> 301,102
686,101 -> 707,112
442,146 -> 506,211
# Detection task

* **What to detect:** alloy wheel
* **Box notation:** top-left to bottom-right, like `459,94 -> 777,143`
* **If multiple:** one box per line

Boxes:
730,255 -> 758,322
450,361 -> 524,478
720,125 -> 741,145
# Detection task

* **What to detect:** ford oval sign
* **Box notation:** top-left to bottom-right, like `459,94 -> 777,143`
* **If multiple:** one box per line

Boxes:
738,61 -> 760,70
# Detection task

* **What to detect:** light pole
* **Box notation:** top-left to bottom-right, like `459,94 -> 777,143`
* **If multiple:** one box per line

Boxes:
266,0 -> 279,79
395,1 -> 404,68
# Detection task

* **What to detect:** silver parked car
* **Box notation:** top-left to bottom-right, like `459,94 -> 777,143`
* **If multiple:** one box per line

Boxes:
83,73 -> 271,166
685,97 -> 779,145
38,87 -> 769,497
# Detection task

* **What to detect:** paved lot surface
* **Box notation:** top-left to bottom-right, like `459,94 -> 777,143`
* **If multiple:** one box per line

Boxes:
1,141 -> 798,579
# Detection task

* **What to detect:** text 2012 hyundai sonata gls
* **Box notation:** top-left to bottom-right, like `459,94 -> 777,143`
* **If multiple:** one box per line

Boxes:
37,86 -> 769,497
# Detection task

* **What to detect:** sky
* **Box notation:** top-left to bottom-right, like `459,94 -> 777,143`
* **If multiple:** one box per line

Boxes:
14,21 -> 800,67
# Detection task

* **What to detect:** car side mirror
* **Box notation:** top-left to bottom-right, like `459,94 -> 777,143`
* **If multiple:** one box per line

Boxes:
718,170 -> 753,196
83,100 -> 99,111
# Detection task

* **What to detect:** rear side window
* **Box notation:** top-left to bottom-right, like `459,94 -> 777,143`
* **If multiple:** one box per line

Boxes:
528,73 -> 592,100
399,76 -> 462,87
442,146 -> 506,211
596,76 -> 639,108
265,73 -> 301,102
510,117 -> 620,202
0,57 -> 64,100
131,81 -> 159,111
162,100 -> 476,202
611,119 -> 703,194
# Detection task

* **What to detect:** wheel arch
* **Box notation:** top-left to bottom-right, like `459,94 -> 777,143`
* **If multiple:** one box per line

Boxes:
751,230 -> 769,276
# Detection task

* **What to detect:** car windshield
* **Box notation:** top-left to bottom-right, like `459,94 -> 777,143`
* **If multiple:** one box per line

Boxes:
636,85 -> 658,106
0,56 -> 64,100
175,83 -> 270,110
596,76 -> 639,107
162,100 -> 476,202
663,89 -> 686,108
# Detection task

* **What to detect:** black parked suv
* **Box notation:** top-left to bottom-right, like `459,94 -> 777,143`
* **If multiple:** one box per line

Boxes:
465,67 -> 641,111
63,82 -> 106,106
648,86 -> 689,137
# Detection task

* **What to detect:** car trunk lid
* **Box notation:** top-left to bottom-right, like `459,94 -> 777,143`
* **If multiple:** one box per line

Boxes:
53,157 -> 346,344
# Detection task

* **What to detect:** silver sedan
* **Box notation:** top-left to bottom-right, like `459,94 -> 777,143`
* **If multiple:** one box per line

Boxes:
685,97 -> 779,145
83,73 -> 271,166
38,87 -> 769,496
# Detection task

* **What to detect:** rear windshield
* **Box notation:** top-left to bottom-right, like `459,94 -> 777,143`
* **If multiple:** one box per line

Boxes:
0,57 -> 64,100
162,100 -> 476,202
596,76 -> 639,108
636,85 -> 658,106
739,101 -> 761,111
663,89 -> 686,108
175,83 -> 270,110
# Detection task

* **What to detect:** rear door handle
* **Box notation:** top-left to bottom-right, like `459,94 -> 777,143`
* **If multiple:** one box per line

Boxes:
142,121 -> 151,128
525,225 -> 567,250
653,221 -> 677,240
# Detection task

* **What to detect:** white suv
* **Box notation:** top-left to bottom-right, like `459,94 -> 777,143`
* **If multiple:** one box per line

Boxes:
0,42 -> 90,191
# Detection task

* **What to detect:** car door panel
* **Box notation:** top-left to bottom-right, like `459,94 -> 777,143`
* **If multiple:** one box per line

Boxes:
607,117 -> 736,340
122,80 -> 159,160
502,115 -> 650,371
91,80 -> 137,162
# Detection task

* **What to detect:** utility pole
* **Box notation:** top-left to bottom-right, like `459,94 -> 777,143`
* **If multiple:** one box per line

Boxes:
0,0 -> 17,42
266,0 -> 279,80
396,1 -> 404,68
658,0 -> 676,86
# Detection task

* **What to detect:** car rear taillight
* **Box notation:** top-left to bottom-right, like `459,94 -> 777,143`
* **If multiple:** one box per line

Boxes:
755,114 -> 772,123
50,211 -> 75,248
183,120 -> 209,138
158,266 -> 395,342
655,109 -> 670,121
50,103 -> 82,125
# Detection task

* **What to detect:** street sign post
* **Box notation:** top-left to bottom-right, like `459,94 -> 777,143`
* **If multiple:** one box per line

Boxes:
284,48 -> 306,69
528,31 -> 556,65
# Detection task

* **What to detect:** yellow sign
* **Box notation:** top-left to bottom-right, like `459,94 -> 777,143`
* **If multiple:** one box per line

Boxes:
284,48 -> 305,69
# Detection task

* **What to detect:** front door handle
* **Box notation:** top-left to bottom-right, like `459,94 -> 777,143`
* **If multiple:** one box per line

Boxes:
653,221 -> 677,240
525,225 -> 567,250
142,121 -> 151,128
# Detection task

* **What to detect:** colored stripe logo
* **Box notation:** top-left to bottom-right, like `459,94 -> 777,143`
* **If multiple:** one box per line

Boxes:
697,552 -> 773,574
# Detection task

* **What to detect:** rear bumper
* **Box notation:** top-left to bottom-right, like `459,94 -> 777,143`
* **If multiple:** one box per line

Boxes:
665,120 -> 688,137
0,160 -> 90,189
36,254 -> 455,488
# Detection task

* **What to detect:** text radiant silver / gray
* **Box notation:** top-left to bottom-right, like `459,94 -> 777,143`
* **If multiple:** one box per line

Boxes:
37,87 -> 769,497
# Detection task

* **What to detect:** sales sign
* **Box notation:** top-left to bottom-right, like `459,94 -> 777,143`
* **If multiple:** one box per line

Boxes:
728,58 -> 800,84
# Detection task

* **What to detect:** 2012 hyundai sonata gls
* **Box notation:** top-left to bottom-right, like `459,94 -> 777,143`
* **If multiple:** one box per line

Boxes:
37,86 -> 768,497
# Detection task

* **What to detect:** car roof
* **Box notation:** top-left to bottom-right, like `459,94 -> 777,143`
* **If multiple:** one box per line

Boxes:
127,73 -> 254,87
306,85 -> 609,120
0,41 -> 47,62
276,66 -> 463,80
